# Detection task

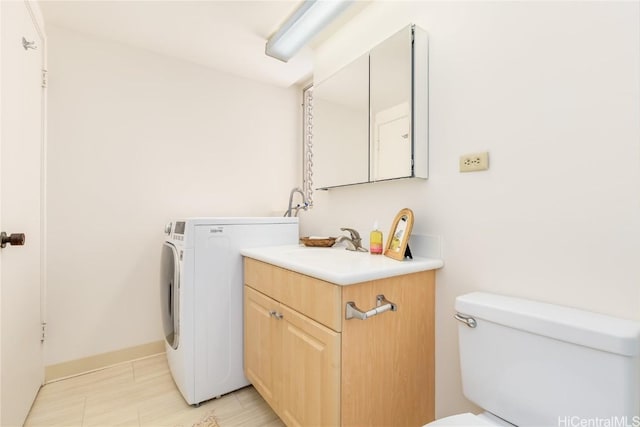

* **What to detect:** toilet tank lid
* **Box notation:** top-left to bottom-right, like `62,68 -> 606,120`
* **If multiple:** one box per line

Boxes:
455,292 -> 640,356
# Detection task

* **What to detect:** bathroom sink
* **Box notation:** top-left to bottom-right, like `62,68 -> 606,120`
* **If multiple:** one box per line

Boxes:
240,244 -> 443,286
281,246 -> 373,269
282,246 -> 339,256
282,246 -> 355,259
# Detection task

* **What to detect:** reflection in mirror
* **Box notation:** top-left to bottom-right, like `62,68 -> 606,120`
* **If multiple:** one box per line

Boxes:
372,102 -> 411,180
390,215 -> 409,252
370,26 -> 413,181
313,54 -> 369,189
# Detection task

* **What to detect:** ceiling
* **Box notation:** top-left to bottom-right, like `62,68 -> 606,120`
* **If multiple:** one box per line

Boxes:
39,1 -> 368,88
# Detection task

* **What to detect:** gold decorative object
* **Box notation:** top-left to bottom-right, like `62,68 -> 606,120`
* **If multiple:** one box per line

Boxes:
384,208 -> 414,261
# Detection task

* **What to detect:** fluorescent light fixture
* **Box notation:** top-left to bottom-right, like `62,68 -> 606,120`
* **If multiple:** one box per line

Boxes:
266,0 -> 352,62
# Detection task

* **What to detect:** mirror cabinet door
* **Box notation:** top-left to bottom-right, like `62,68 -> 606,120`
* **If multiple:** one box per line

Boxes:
314,53 -> 370,189
369,26 -> 413,182
313,24 -> 427,189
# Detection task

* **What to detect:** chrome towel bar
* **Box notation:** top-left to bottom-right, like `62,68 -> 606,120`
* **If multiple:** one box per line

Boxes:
345,294 -> 397,320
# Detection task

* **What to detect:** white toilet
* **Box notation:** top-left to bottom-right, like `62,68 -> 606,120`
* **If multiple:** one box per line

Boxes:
427,292 -> 640,426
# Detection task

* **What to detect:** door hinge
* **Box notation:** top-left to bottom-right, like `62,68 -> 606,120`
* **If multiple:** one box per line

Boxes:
41,69 -> 48,89
41,322 -> 47,342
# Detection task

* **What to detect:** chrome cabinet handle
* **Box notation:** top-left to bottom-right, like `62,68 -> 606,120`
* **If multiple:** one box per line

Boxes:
346,294 -> 397,320
268,310 -> 283,320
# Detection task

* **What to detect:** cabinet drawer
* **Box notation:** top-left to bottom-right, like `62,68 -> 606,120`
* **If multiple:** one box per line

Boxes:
244,258 -> 342,332
244,257 -> 289,301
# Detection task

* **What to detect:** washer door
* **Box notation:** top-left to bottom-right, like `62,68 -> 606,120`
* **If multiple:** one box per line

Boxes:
160,242 -> 180,349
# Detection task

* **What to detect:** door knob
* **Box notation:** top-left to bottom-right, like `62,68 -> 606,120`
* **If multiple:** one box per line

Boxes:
1,232 -> 25,248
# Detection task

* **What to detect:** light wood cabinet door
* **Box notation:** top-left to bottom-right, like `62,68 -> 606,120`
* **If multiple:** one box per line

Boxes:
279,305 -> 341,427
244,286 -> 282,410
341,271 -> 435,426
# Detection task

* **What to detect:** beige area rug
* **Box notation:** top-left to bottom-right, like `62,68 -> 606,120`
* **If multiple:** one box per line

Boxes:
192,411 -> 220,427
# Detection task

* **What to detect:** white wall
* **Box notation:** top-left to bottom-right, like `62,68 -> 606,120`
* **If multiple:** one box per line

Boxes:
45,26 -> 301,365
304,1 -> 640,417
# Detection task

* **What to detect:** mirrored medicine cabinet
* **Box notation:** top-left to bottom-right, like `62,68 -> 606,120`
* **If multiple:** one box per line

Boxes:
313,24 -> 428,190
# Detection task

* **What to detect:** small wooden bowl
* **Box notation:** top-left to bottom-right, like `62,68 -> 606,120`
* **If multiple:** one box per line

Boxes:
299,237 -> 337,247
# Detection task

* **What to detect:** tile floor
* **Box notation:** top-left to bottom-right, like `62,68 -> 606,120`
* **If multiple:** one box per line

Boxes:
25,354 -> 284,427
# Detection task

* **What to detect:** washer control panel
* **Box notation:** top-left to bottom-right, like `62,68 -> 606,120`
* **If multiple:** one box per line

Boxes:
165,221 -> 186,241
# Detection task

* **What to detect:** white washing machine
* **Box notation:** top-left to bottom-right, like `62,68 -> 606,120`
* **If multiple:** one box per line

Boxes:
160,217 -> 299,405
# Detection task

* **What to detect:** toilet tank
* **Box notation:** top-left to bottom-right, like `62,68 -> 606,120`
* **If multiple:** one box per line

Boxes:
455,292 -> 640,427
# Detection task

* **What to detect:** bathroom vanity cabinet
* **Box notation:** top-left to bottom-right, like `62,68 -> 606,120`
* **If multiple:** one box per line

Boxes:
243,257 -> 435,426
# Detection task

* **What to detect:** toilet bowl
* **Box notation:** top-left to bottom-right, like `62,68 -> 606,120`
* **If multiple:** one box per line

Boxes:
425,292 -> 640,427
426,412 -> 512,426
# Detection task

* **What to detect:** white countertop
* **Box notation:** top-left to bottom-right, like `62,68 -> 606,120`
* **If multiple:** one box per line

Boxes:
240,244 -> 443,286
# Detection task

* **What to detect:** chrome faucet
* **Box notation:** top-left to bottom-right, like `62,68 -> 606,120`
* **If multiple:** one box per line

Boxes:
283,187 -> 311,217
335,227 -> 368,252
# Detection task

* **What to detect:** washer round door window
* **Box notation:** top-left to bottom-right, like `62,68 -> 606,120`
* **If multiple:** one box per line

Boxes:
161,242 -> 180,349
